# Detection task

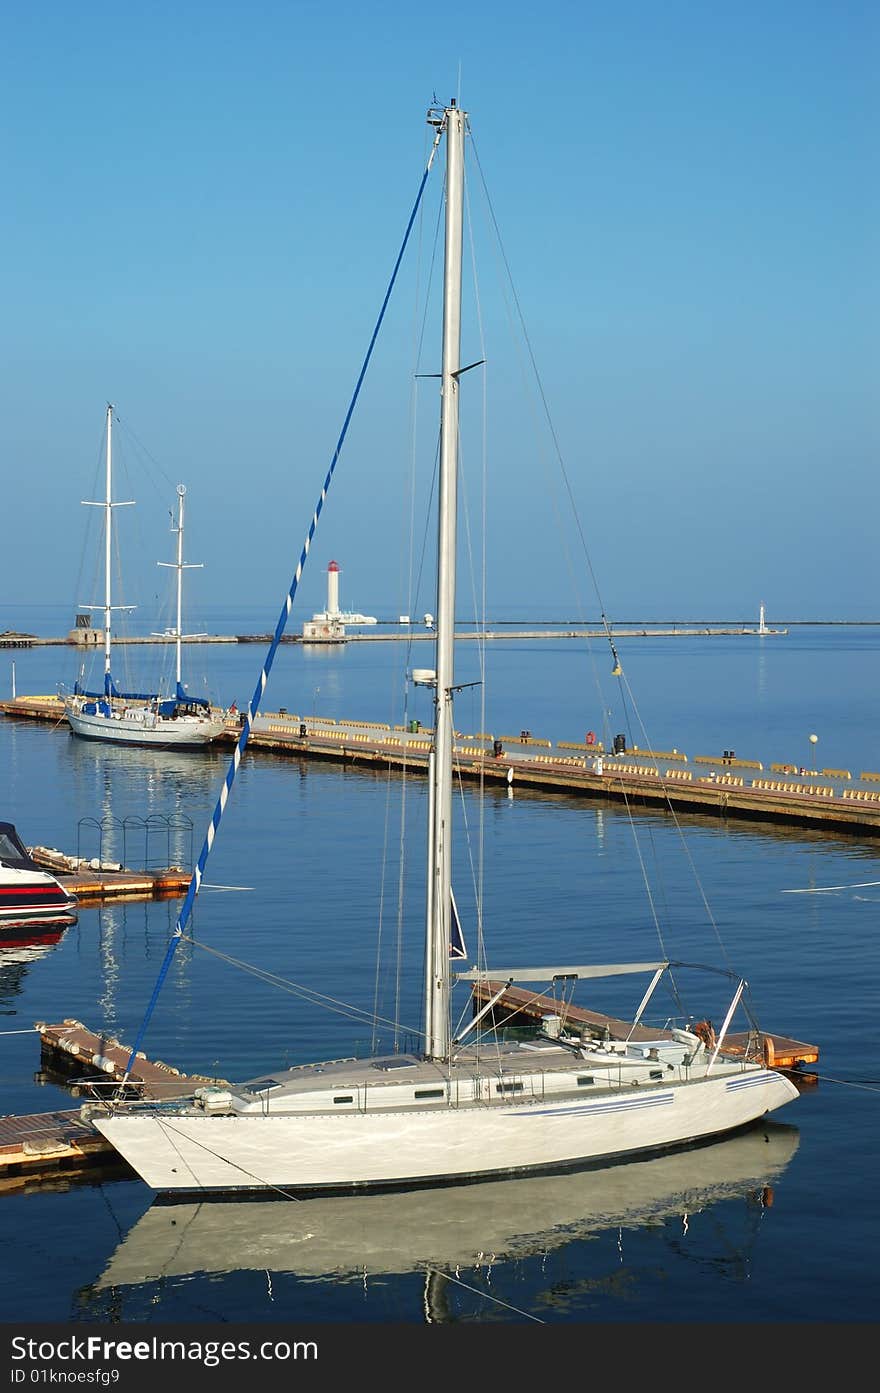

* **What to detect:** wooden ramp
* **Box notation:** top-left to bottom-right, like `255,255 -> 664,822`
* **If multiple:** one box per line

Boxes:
29,847 -> 190,903
472,981 -> 672,1043
470,981 -> 819,1074
0,1021 -> 230,1192
0,1109 -> 124,1192
37,1019 -> 229,1099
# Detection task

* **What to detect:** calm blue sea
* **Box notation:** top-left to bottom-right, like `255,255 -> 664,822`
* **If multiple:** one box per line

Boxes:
1,612 -> 878,1327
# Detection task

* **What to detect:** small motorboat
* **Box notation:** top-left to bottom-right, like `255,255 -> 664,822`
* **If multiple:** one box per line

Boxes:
0,822 -> 78,930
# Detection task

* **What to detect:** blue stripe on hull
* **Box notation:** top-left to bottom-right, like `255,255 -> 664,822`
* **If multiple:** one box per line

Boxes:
519,1091 -> 675,1119
725,1072 -> 776,1092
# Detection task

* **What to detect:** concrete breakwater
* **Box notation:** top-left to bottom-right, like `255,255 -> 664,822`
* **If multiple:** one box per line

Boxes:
1,625 -> 788,648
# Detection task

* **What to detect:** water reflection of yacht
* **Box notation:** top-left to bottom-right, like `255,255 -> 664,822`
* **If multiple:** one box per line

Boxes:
67,737 -> 226,789
0,923 -> 68,1009
95,1123 -> 797,1291
67,736 -> 226,872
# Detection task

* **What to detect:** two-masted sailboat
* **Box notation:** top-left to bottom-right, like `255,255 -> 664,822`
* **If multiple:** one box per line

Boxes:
61,405 -> 227,749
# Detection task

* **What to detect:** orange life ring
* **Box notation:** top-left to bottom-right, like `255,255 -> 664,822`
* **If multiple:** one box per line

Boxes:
762,1035 -> 776,1068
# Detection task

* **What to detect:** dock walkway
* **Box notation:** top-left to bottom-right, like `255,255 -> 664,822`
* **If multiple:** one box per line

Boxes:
36,1018 -> 227,1099
4,695 -> 880,838
471,982 -> 819,1073
27,846 -> 190,903
0,1109 -> 120,1192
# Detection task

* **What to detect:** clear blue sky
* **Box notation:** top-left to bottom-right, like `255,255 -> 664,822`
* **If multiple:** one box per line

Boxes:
2,0 -> 877,623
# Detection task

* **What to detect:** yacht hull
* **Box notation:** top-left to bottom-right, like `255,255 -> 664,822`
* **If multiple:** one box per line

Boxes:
0,822 -> 78,929
65,706 -> 226,749
95,1122 -> 799,1286
0,874 -> 77,926
94,1068 -> 799,1194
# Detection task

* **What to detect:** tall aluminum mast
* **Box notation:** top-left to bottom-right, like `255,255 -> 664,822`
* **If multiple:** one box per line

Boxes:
424,100 -> 465,1061
80,403 -> 133,695
157,484 -> 202,695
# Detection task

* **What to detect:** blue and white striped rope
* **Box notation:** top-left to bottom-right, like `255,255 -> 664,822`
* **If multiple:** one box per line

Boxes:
122,131 -> 443,1082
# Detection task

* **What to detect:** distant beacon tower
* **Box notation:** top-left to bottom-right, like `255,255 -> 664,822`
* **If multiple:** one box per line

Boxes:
327,561 -> 340,617
758,603 -> 767,635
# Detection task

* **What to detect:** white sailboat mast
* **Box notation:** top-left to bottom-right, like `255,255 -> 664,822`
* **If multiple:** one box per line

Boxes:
80,404 -> 134,694
175,485 -> 185,687
102,404 -> 114,684
424,101 -> 465,1062
158,485 -> 203,695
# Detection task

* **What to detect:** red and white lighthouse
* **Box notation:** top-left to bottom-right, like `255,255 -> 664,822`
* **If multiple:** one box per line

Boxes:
326,560 -> 340,616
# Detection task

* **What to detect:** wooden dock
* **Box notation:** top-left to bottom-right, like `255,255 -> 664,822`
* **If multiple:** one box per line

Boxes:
471,981 -> 819,1075
28,846 -> 191,904
5,694 -> 880,838
0,1108 -> 125,1192
0,1023 -> 230,1191
240,716 -> 880,838
36,1019 -> 228,1099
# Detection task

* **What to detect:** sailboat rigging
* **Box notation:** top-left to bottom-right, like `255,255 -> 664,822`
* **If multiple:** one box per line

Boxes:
61,406 -> 227,749
89,99 -> 800,1195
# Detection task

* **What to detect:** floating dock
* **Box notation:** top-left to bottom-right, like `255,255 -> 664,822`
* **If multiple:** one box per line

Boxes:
471,981 -> 819,1076
0,1109 -> 124,1193
0,1014 -> 225,1186
27,846 -> 190,904
36,1018 -> 228,1099
0,1020 -> 231,1190
4,695 -> 880,839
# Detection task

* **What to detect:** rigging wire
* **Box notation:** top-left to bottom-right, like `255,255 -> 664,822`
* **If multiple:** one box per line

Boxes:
371,768 -> 393,1054
177,932 -> 424,1039
119,127 -> 445,1083
466,122 -> 738,1002
378,136 -> 446,1054
424,1267 -> 544,1322
467,126 -> 617,656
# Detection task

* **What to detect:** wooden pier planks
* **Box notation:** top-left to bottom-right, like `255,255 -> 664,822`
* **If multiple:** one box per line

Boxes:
28,848 -> 190,903
470,981 -> 819,1073
5,693 -> 880,837
471,980 -> 672,1043
37,1020 -> 228,1100
0,1108 -> 121,1191
0,1023 -> 230,1191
